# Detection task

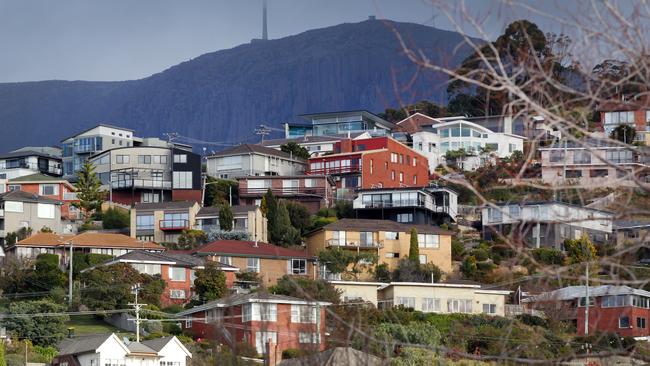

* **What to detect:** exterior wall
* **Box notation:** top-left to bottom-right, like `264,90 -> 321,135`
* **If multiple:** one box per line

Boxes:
0,155 -> 63,179
224,256 -> 313,286
378,284 -> 508,316
332,282 -> 382,306
238,176 -> 333,214
574,298 -> 650,337
244,209 -> 268,242
131,203 -> 200,243
1,201 -> 62,240
160,264 -> 195,306
206,153 -> 306,179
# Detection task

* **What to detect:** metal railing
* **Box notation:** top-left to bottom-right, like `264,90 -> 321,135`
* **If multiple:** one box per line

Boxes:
326,239 -> 383,248
0,161 -> 62,175
160,219 -> 189,230
239,186 -> 327,196
307,165 -> 361,175
111,179 -> 172,190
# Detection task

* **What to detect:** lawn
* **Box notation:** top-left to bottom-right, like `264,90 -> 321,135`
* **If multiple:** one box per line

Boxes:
65,315 -> 132,336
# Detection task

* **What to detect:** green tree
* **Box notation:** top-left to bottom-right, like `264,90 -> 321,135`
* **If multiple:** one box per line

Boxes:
373,321 -> 441,357
271,201 -> 301,247
203,176 -> 238,207
280,141 -> 310,159
72,253 -> 113,277
32,254 -> 66,291
284,201 -> 311,235
73,160 -> 104,221
193,262 -> 227,302
531,247 -> 566,266
610,124 -> 636,144
408,228 -> 419,263
39,227 -> 53,233
80,263 -> 165,310
564,235 -> 597,264
333,201 -> 354,219
270,275 -> 341,304
391,259 -> 442,283
102,208 -> 130,229
4,300 -> 69,347
218,204 -> 234,232
451,238 -> 465,261
317,248 -> 355,275
5,227 -> 32,245
0,341 -> 6,366
460,256 -> 478,279
176,229 -> 208,250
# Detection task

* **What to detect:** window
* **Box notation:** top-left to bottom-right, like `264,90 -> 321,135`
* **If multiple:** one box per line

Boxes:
299,332 -> 320,344
619,316 -> 630,328
549,150 -> 565,162
399,172 -> 404,182
413,175 -> 417,185
369,159 -> 373,174
7,184 -> 21,192
488,207 -> 502,222
399,154 -> 403,164
606,149 -> 633,164
418,254 -> 427,264
218,256 -> 232,265
448,299 -> 473,313
422,298 -> 441,312
152,155 -> 168,164
565,170 -> 582,178
390,153 -> 398,163
602,295 -> 628,307
573,151 -> 591,164
170,289 -> 186,299
412,157 -> 417,167
637,317 -> 646,329
258,303 -> 277,321
131,263 -> 161,275
508,205 -> 520,219
331,231 -> 346,246
169,267 -> 186,281
282,179 -> 299,193
482,304 -> 497,314
116,155 -> 130,164
136,215 -> 154,230
384,252 -> 399,258
255,331 -> 277,354
142,192 -> 160,203
37,203 -> 55,219
247,257 -> 260,272
360,232 -> 374,247
396,297 -> 415,309
578,297 -> 595,307
162,212 -> 189,228
138,155 -> 152,164
391,170 -> 395,180
590,169 -> 608,178
174,154 -> 187,163
40,184 -> 58,196
291,305 -> 317,323
396,213 -> 413,223
417,234 -> 440,248
173,171 -> 193,189
385,231 -> 398,240
290,259 -> 307,275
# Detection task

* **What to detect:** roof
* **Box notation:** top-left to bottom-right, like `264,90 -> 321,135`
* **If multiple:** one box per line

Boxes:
394,113 -> 439,133
0,190 -> 61,204
60,124 -> 135,142
95,250 -> 237,271
176,292 -> 330,317
487,200 -> 614,216
598,95 -> 650,112
613,219 -> 650,229
13,232 -> 163,250
126,342 -> 157,355
0,149 -> 62,160
11,146 -> 62,156
317,218 -> 452,235
193,240 -> 308,259
134,201 -> 198,211
208,144 -> 306,161
57,334 -> 116,355
299,110 -> 395,129
538,137 -> 637,150
278,347 -> 385,366
140,337 -> 174,352
524,285 -> 650,303
10,173 -> 75,186
378,281 -> 511,293
196,205 -> 258,217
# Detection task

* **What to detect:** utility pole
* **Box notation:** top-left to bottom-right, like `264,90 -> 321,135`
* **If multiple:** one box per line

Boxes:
254,125 -> 271,143
68,241 -> 73,307
129,285 -> 147,342
584,264 -> 589,336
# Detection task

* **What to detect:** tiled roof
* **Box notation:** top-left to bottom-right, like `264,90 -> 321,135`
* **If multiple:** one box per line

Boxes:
394,113 -> 438,133
0,149 -> 61,160
193,240 -> 308,259
134,201 -> 198,211
104,250 -> 237,271
209,144 -> 305,161
140,337 -> 174,352
319,218 -> 452,235
0,190 -> 61,204
13,232 -> 163,250
10,173 -> 75,187
613,219 -> 650,229
58,334 -> 115,355
126,342 -> 157,355
196,205 -> 257,217
176,292 -> 329,317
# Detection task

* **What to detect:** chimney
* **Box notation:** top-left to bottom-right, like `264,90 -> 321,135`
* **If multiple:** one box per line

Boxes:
339,139 -> 353,153
265,339 -> 278,366
503,116 -> 513,135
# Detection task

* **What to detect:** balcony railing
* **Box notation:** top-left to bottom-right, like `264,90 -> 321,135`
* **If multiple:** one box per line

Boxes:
326,239 -> 383,249
307,165 -> 361,175
0,162 -> 62,175
239,186 -> 327,197
73,145 -> 99,154
160,219 -> 189,230
111,179 -> 172,190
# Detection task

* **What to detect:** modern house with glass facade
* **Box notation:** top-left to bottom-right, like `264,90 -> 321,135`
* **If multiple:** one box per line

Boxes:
352,186 -> 458,224
284,110 -> 395,139
61,124 -> 136,177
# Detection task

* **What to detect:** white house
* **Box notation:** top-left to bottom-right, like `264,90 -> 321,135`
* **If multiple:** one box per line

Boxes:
401,114 -> 525,171
205,144 -> 307,179
53,334 -> 191,366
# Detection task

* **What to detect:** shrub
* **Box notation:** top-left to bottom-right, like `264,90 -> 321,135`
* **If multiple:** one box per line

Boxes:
163,322 -> 182,335
281,348 -> 303,359
531,248 -> 566,266
451,239 -> 465,261
102,208 -> 130,229
516,314 -> 548,328
469,248 -> 489,262
205,229 -> 250,241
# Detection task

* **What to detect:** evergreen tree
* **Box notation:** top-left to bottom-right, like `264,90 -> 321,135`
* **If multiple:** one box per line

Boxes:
273,202 -> 301,247
193,262 -> 227,302
73,161 -> 103,221
218,204 -> 234,231
280,141 -> 310,159
610,124 -> 636,144
408,228 -> 419,263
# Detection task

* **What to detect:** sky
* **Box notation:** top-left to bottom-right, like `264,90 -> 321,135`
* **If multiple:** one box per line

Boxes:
0,0 -> 633,83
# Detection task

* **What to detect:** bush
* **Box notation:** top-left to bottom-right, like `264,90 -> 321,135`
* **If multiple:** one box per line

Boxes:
491,244 -> 515,258
205,229 -> 250,241
374,263 -> 391,282
310,216 -> 337,231
469,248 -> 489,262
531,247 -> 566,266
102,208 -> 130,229
451,239 -> 465,261
516,314 -> 549,328
281,348 -> 303,359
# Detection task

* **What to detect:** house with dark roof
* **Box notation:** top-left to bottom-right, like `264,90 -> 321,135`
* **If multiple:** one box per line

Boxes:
130,201 -> 201,243
205,144 -> 307,179
304,218 -> 453,280
176,292 -> 329,357
193,240 -> 313,286
194,205 -> 268,242
52,333 -> 191,366
0,148 -> 62,179
6,231 -> 164,265
85,250 -> 238,306
0,190 -> 64,245
9,173 -> 80,220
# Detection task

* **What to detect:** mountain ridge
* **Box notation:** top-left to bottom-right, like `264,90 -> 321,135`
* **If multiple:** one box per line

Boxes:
0,18 -> 481,151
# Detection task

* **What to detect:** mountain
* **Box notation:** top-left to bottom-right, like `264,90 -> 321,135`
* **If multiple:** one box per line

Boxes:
0,18 -> 481,152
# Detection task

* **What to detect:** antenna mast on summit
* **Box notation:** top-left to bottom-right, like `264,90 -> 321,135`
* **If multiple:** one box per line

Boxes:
254,125 -> 271,143
163,132 -> 179,143
262,0 -> 268,40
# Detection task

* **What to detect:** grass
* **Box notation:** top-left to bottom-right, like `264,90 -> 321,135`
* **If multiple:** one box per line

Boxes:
65,315 -> 132,336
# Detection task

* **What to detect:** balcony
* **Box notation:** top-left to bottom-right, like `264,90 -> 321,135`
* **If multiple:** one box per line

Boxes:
111,179 -> 172,190
0,162 -> 62,175
239,186 -> 327,197
307,165 -> 361,175
326,239 -> 383,249
160,219 -> 189,231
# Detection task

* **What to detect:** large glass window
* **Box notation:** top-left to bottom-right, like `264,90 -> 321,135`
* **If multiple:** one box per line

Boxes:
602,295 -> 628,307
173,154 -> 187,163
136,215 -> 154,230
396,297 -> 415,309
549,150 -> 565,162
290,259 -> 307,275
40,184 -> 58,196
360,232 -> 374,247
291,305 -> 317,323
247,257 -> 260,272
488,207 -> 502,222
606,149 -> 633,164
138,155 -> 152,164
422,298 -> 441,312
173,171 -> 193,189
417,234 -> 440,248
330,231 -> 346,246
573,151 -> 591,164
448,299 -> 473,313
168,267 -> 186,281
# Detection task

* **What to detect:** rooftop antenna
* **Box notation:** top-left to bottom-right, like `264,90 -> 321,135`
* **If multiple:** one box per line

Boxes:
254,124 -> 271,143
262,0 -> 268,40
163,132 -> 179,144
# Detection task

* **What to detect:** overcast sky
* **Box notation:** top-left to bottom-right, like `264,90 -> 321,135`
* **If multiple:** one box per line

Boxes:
0,0 -> 629,82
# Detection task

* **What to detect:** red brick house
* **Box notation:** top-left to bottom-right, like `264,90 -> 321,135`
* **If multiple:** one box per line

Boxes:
8,173 -> 80,220
86,250 -> 239,306
598,95 -> 650,144
237,175 -> 334,214
523,285 -> 650,338
192,240 -> 314,287
176,292 -> 329,357
306,137 -> 429,199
